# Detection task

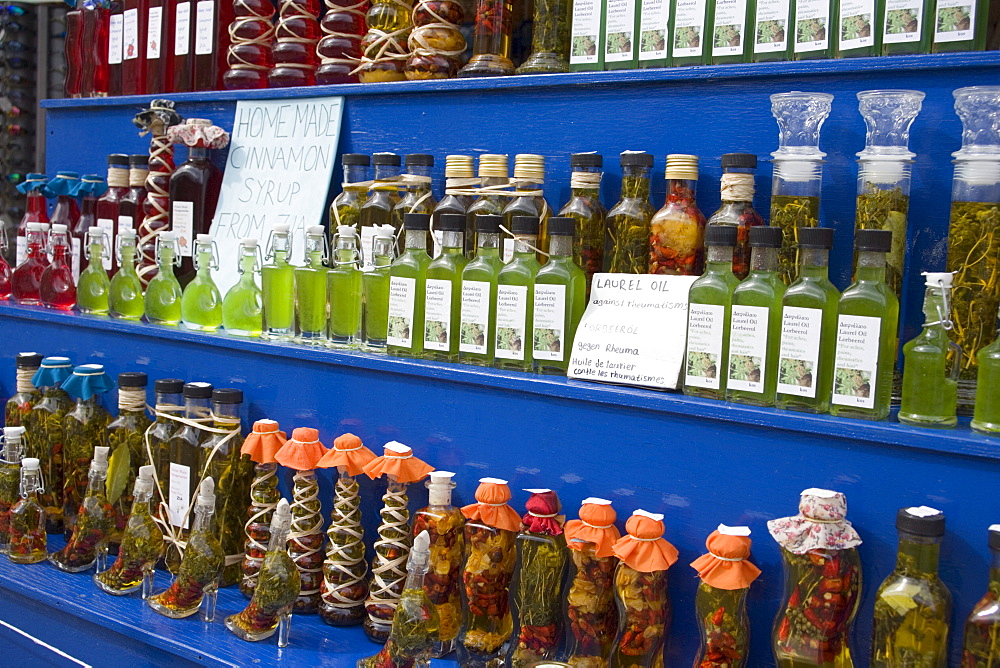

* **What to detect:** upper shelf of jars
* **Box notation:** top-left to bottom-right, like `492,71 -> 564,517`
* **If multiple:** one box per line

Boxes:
39,51 -> 1000,109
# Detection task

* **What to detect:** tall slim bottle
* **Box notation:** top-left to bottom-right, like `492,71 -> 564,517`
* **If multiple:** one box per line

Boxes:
465,154 -> 510,258
559,152 -> 605,296
533,217 -> 586,375
962,525 -> 1000,664
972,308 -> 1000,436
433,155 -> 476,257
387,213 -> 432,358
171,0 -> 195,91
605,151 -> 655,274
362,225 -> 396,351
503,154 -> 550,262
424,214 -> 468,362
495,215 -> 541,372
144,0 -> 170,92
459,214 -> 504,366
393,154 -> 437,254
328,225 -> 363,348
96,154 -> 131,275
50,446 -> 115,573
122,0 -> 149,93
359,153 -> 402,264
331,154 -> 371,242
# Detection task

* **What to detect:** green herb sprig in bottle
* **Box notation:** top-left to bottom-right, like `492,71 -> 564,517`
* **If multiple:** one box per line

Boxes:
181,234 -> 223,332
94,465 -> 163,597
533,217 -> 586,375
606,151 -> 654,274
424,213 -> 468,362
144,231 -> 183,325
459,214 -> 504,366
0,426 -> 26,553
105,371 -> 152,546
362,224 -> 397,351
495,215 -> 542,372
77,226 -> 111,314
110,229 -> 145,320
222,238 -> 264,337
331,153 -> 371,238
49,445 -> 115,572
5,352 -> 42,428
558,152 -> 605,296
262,224 -> 294,340
328,225 -> 364,348
24,356 -> 73,534
387,213 -> 432,358
360,153 -> 402,259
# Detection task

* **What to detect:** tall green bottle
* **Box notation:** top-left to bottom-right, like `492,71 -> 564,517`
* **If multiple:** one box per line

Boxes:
222,239 -> 263,338
424,214 -> 468,362
495,216 -> 542,372
262,224 -> 294,340
972,307 -> 1000,436
181,235 -> 223,332
727,226 -> 786,406
362,224 -> 397,351
387,213 -> 432,358
295,225 -> 329,344
77,227 -> 111,315
533,217 -> 586,375
328,225 -> 363,348
459,215 -> 504,366
144,232 -> 183,326
110,230 -> 145,320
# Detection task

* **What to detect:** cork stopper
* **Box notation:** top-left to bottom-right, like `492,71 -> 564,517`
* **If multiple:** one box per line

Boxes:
445,155 -> 475,178
665,154 -> 699,181
513,154 -> 545,183
479,154 -> 509,178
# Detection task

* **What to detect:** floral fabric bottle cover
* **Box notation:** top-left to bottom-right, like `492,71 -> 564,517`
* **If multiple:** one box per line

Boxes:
268,0 -> 322,86
768,488 -> 863,667
238,419 -> 287,599
315,0 -> 369,84
222,0 -> 277,89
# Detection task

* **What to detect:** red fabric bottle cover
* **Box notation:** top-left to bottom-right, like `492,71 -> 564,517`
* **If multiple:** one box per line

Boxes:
521,488 -> 564,536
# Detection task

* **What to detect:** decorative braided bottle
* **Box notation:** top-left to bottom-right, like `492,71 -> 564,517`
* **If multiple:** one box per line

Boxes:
238,419 -> 286,598
315,0 -> 368,84
224,0 -> 277,89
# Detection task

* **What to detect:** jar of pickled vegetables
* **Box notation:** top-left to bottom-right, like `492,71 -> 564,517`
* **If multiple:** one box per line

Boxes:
457,0 -> 514,76
406,0 -> 466,79
606,151 -> 654,274
359,0 -> 414,81
650,154 -> 706,275
707,153 -> 765,280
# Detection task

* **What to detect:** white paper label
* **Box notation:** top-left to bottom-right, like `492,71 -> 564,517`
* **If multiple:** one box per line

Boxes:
118,214 -> 134,235
604,0 -> 637,62
502,238 -> 515,263
727,305 -> 768,393
174,2 -> 191,56
838,0 -> 875,49
777,306 -> 823,398
533,284 -> 567,361
168,462 -> 191,529
934,0 -> 976,43
495,285 -> 529,360
754,0 -> 791,52
195,0 -> 215,55
171,201 -> 194,258
672,0 -> 707,57
123,8 -> 139,60
638,0 -> 671,60
96,218 -> 115,271
387,276 -> 416,347
684,303 -> 725,390
882,0 -> 923,42
831,314 -> 881,409
459,280 -> 491,354
15,235 -> 26,265
360,226 -> 378,271
108,14 -> 124,64
70,237 -> 82,283
711,0 -> 748,56
147,6 -> 163,59
571,0 -> 603,64
794,0 -> 830,52
423,278 -> 452,352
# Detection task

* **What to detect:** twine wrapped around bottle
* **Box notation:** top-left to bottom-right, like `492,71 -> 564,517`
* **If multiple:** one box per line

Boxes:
354,0 -> 412,81
238,419 -> 287,598
404,0 -> 465,79
690,525 -> 761,590
226,0 -> 276,75
612,510 -> 679,573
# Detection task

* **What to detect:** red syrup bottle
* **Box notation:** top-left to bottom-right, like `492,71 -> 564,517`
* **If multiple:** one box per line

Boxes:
223,0 -> 276,89
121,0 -> 148,94
268,0 -> 321,87
12,224 -> 49,305
118,155 -> 149,238
171,0 -> 195,91
144,0 -> 172,92
193,0 -> 236,91
47,172 -> 83,283
65,6 -> 85,97
108,0 -> 125,95
72,175 -> 109,282
96,155 -> 131,275
14,174 -> 50,267
40,225 -> 78,311
0,228 -> 11,300
82,0 -> 111,96
315,0 -> 367,84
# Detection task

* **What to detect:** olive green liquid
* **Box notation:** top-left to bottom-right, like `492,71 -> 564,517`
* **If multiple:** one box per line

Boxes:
459,233 -> 503,366
495,238 -> 541,372
558,179 -> 605,298
361,186 -> 401,252
424,233 -> 468,362
180,247 -> 223,331
684,248 -> 740,399
972,327 -> 1000,435
262,248 -> 294,338
77,242 -> 110,314
295,248 -> 329,343
164,397 -> 210,572
533,235 -> 586,375
606,172 -> 654,274
393,180 -> 437,253
899,286 -> 957,428
770,194 -> 820,285
465,177 -> 507,257
222,253 -> 263,337
328,248 -> 363,347
110,245 -> 145,320
363,250 -> 392,350
387,231 -> 431,358
503,185 -> 550,262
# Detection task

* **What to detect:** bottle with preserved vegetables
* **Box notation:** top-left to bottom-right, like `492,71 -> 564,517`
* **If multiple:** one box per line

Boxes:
50,446 -> 115,572
7,457 -> 46,564
40,224 -> 77,311
94,465 -> 163,597
708,153 -> 765,280
424,214 -> 468,362
394,155 -> 438,255
143,231 -> 184,325
0,427 -> 27,553
77,227 -> 111,315
362,224 -> 397,351
110,229 -> 145,320
145,377 -> 184,508
387,213 -> 432,358
357,0 -> 413,81
651,154 -> 706,275
433,154 -> 476,256
5,352 -> 42,428
691,525 -> 761,668
295,225 -> 329,344
222,0 -> 277,89
262,224 -> 295,340
105,372 -> 153,547
768,91 -> 833,285
331,154 -> 372,239
316,433 -> 377,626
516,0 -> 570,72
237,420 -> 286,599
222,238 -> 264,337
533,217 -> 586,375
972,307 -> 1000,436
606,151 -> 655,275
465,154 -> 510,257
12,223 -> 49,306
496,216 -> 541,372
558,152 -> 605,297
768,488 -> 863,667
268,0 -> 322,86
180,234 -> 223,331
405,0 -> 466,79
457,0 -> 514,76
962,525 -> 1000,665
316,0 -> 368,84
457,477 -> 521,666
23,356 -> 74,534
459,214 -> 504,366
609,510 -> 678,667
360,153 -> 403,261
503,154 -> 550,262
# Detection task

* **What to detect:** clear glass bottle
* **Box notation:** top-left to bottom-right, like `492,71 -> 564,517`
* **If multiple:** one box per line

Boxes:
147,377 -> 184,499
262,224 -> 295,340
457,0 -> 514,76
47,172 -> 83,281
7,457 -> 46,564
77,226 -> 111,315
0,427 -> 26,553
768,91 -> 833,285
433,154 -> 476,257
962,525 -> 1000,665
5,352 -> 42,428
222,238 -> 264,337
404,0 -> 465,79
180,234 -> 223,331
871,507 -> 951,666
12,223 -> 49,306
503,154 -> 551,262
393,154 -> 437,254
533,217 -> 586,375
362,224 -> 397,351
650,154 -> 706,275
459,214 -> 504,366
94,465 -> 163,597
105,372 -> 153,546
72,176 -> 104,280
387,213 -> 432,358
558,152 -> 605,297
465,154 -> 510,258
144,231 -> 183,325
0,227 -> 11,301
359,153 -> 402,262
516,0 -> 570,72
708,153 -> 765,280
328,225 -> 364,348
424,214 -> 468,362
331,154 -> 371,239
40,224 -> 77,311
23,356 -> 74,535
972,307 -> 1000,436
96,154 -> 130,276
50,445 -> 115,573
496,216 -> 542,372
295,225 -> 329,344
606,151 -> 655,275
357,0 -> 412,81
110,229 -> 145,320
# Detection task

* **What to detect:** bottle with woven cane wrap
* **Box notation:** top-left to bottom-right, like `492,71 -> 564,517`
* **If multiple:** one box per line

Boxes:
223,0 -> 277,89
268,0 -> 322,86
237,420 -> 285,599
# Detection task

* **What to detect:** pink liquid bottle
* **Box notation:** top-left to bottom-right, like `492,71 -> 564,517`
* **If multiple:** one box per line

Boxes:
0,227 -> 11,300
65,6 -> 85,97
223,0 -> 276,90
96,154 -> 131,275
315,0 -> 367,84
15,174 -> 50,267
47,172 -> 84,283
72,175 -> 109,281
268,0 -> 321,87
121,0 -> 148,94
82,0 -> 112,96
193,0 -> 236,91
11,223 -> 49,305
40,225 -> 77,311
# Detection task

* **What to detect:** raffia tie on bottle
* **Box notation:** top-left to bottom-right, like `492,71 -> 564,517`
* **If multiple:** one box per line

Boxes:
366,482 -> 411,619
243,464 -> 278,591
227,0 -> 277,73
274,0 -> 322,70
15,367 -> 37,395
321,476 -> 367,609
406,0 -> 464,62
720,174 -> 755,202
319,0 -> 368,66
570,171 -> 603,190
288,468 -> 324,602
351,0 -> 412,75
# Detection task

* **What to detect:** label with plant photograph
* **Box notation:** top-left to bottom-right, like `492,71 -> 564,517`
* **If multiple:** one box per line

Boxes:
533,284 -> 566,361
711,0 -> 748,56
728,305 -> 768,393
883,0 -> 923,42
604,0 -> 637,62
793,0 -> 830,52
638,0 -> 671,61
672,0 -> 707,57
831,314 -> 880,409
754,0 -> 790,52
387,276 -> 416,348
423,279 -> 452,352
571,0 -> 603,64
495,285 -> 528,360
777,306 -> 822,398
934,0 -> 976,42
684,304 -> 724,389
838,0 -> 875,49
460,281 -> 491,354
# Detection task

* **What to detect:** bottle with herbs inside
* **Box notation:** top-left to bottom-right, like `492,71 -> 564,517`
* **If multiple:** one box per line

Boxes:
708,153 -> 765,280
49,445 -> 115,573
357,0 -> 412,81
315,0 -> 368,84
0,427 -> 27,553
650,154 -> 706,275
7,457 -> 46,565
516,0 -> 570,72
433,154 -> 477,256
238,420 -> 286,599
768,488 -> 863,667
331,153 -> 372,238
465,154 -> 510,257
5,352 -> 42,428
268,0 -> 322,86
457,0 -> 514,76
691,525 -> 761,668
610,509 -> 678,668
360,152 -> 403,262
972,307 -> 1000,436
962,525 -> 1000,665
262,224 -> 296,340
558,152 -> 605,297
405,0 -> 466,79
503,154 -> 550,262
871,506 -> 951,667
606,151 -> 655,274
105,371 -> 153,547
393,154 -> 438,254
145,377 -> 184,507
24,356 -> 74,534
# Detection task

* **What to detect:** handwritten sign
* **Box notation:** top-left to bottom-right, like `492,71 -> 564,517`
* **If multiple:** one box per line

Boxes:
568,273 -> 697,390
210,97 -> 343,292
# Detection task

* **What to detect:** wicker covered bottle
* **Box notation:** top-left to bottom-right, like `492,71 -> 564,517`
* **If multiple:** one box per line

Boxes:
223,0 -> 277,89
316,0 -> 369,83
238,419 -> 287,599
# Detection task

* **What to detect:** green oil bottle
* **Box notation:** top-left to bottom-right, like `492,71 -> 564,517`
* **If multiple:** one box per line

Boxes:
362,225 -> 397,351
459,215 -> 504,366
359,153 -> 401,267
295,225 -> 329,344
424,214 -> 468,362
972,306 -> 1000,436
495,216 -> 541,372
387,213 -> 432,358
393,154 -> 437,254
221,239 -> 263,338
328,225 -> 363,348
144,232 -> 183,326
533,217 -> 586,375
180,235 -> 223,332
110,229 -> 145,320
330,154 -> 370,237
77,227 -> 111,315
262,224 -> 294,340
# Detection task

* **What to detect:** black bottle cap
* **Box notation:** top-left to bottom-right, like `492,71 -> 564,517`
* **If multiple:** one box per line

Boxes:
896,507 -> 946,538
547,217 -> 575,237
990,526 -> 1000,551
571,153 -> 603,168
403,213 -> 430,230
705,225 -> 738,247
372,152 -> 401,167
129,154 -> 148,168
342,153 -> 371,167
15,352 -> 43,368
750,226 -> 783,248
405,153 -> 434,167
798,227 -> 834,249
118,371 -> 148,388
511,216 -> 540,235
213,388 -> 244,404
475,214 -> 501,233
855,229 -> 892,253
155,378 -> 185,394
183,381 -> 214,399
721,153 -> 757,169
620,151 -> 654,168
107,153 -> 130,167
437,213 -> 465,231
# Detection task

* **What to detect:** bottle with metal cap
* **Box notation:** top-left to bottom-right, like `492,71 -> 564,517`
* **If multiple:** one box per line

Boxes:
830,228 -> 899,421
708,153 -> 765,280
393,154 -> 438,255
109,229 -> 145,320
495,215 -> 542,372
328,225 -> 364,348
5,352 -> 42,427
558,152 -> 605,297
0,426 -> 27,552
295,224 -> 330,344
433,155 -> 476,257
61,364 -> 114,537
362,224 -> 397,351
503,154 -> 551,262
222,238 -> 264,337
424,214 -> 469,362
359,153 -> 402,258
77,226 -> 111,314
962,525 -> 1000,663
650,154 -> 707,275
105,372 -> 153,545
459,214 -> 504,366
50,445 -> 115,572
606,151 -> 655,274
466,154 -> 510,257
180,234 -> 224,332
871,507 -> 952,666
143,231 -> 184,325
899,272 -> 960,428
388,213 -> 433,358
330,154 -> 371,238
7,456 -> 46,564
972,306 -> 1000,435
262,223 -> 295,340
533,217 -> 586,375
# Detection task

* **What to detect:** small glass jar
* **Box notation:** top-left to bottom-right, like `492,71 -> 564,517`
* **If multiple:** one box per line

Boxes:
358,0 -> 413,81
406,0 -> 465,79
457,0 -> 514,76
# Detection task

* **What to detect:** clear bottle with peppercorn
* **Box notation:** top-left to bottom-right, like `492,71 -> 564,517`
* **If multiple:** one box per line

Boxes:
238,420 -> 286,599
316,0 -> 369,84
650,154 -> 706,275
558,152 -> 605,298
708,153 -> 765,280
49,446 -> 115,573
457,0 -> 514,76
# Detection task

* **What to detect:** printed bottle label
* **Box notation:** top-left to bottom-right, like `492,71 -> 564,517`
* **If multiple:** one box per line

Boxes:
96,218 -> 115,270
502,238 -> 515,263
838,0 -> 875,50
171,201 -> 194,258
794,0 -> 830,52
685,303 -> 725,390
604,0 -> 637,62
174,2 -> 191,56
672,0 -> 708,57
15,235 -> 26,265
423,278 -> 453,352
533,284 -> 567,361
70,237 -> 82,283
711,0 -> 748,57
934,0 -> 976,43
147,6 -> 163,59
123,8 -> 139,60
495,285 -> 528,360
883,0 -> 924,43
727,305 -> 769,393
194,0 -> 215,55
638,0 -> 671,61
831,314 -> 881,409
571,0 -> 603,64
109,14 -> 124,65
387,276 -> 416,347
118,215 -> 134,235
168,462 -> 191,529
459,280 -> 492,355
777,306 -> 823,398
754,0 -> 791,52
359,226 -> 377,271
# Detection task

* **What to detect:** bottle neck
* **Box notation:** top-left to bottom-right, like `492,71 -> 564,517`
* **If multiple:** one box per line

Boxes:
477,232 -> 500,253
921,286 -> 948,328
665,178 -> 697,205
2,437 -> 23,463
192,503 -> 214,532
705,244 -> 735,267
81,196 -> 97,216
548,234 -> 572,257
895,534 -> 942,578
26,191 -> 47,217
267,520 -> 291,550
479,175 -> 508,189
195,247 -> 213,272
343,164 -> 369,187
87,464 -> 108,495
133,485 -> 154,506
183,396 -> 212,420
373,238 -> 394,265
403,563 -> 427,592
750,246 -> 778,274
157,246 -> 176,269
621,170 -> 651,200
20,468 -> 41,497
211,402 -> 241,427
405,229 -> 427,251
87,241 -> 105,265
514,234 -> 537,256
990,551 -> 1000,592
373,164 -> 400,187
188,146 -> 209,161
271,234 -> 291,263
441,230 -> 463,251
515,180 -> 541,193
405,166 -> 432,192
856,250 -> 887,281
238,252 -> 256,277
156,392 -> 183,421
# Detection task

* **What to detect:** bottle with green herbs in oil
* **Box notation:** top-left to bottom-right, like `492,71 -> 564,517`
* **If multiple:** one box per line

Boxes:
518,0 -> 572,72
727,226 -> 786,407
24,356 -> 73,534
296,225 -> 329,344
504,154 -> 551,262
558,152 -> 605,297
180,235 -> 223,332
50,445 -> 115,573
424,214 -> 468,362
684,225 -> 740,400
7,457 -> 46,564
465,154 -> 510,258
388,213 -> 432,357
460,214 -> 504,366
359,153 -> 402,266
330,153 -> 371,238
606,151 -> 655,274
262,224 -> 295,340
362,224 -> 397,351
433,155 -> 476,257
872,507 -> 951,667
962,525 -> 1000,665
0,426 -> 26,553
394,154 -> 437,254
533,217 -> 586,375
105,372 -> 153,547
972,307 -> 1000,436
328,225 -> 363,348
830,229 -> 899,421
77,226 -> 111,314
708,153 -> 765,280
109,230 -> 145,320
94,465 -> 163,597
144,232 -> 184,326
6,352 -> 42,428
147,378 -> 184,500
222,239 -> 264,337
496,216 -> 541,372
776,227 -> 840,414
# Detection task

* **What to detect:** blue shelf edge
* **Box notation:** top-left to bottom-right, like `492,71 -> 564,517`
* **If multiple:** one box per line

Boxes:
2,302 -> 998,462
39,52 -> 1000,109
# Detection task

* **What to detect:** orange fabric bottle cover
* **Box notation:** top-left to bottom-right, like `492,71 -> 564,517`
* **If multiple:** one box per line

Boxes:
564,497 -> 621,558
521,488 -> 564,536
612,510 -> 679,573
362,440 -> 434,484
274,427 -> 329,471
315,433 -> 377,476
461,477 -> 522,532
690,524 -> 761,590
240,419 -> 287,464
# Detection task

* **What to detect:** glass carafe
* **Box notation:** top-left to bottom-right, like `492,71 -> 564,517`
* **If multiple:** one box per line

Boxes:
40,224 -> 77,311
222,238 -> 264,337
181,234 -> 223,331
144,231 -> 183,325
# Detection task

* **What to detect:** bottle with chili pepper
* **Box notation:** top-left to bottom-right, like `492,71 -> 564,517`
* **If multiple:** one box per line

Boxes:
23,356 -> 74,535
767,488 -> 863,667
558,152 -> 605,299
606,151 -> 655,275
405,0 -> 466,79
708,153 -> 765,280
49,446 -> 115,573
650,154 -> 707,275
457,0 -> 514,76
7,457 -> 46,564
0,427 -> 27,553
691,525 -> 761,668
962,524 -> 1000,665
5,352 -> 42,428
238,420 -> 286,599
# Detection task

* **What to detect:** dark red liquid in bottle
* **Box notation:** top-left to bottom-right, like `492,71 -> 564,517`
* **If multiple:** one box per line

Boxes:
170,0 -> 194,91
316,2 -> 367,85
193,0 -> 235,91
51,195 -> 83,282
121,0 -> 148,94
12,230 -> 47,305
82,2 -> 111,96
40,238 -> 77,311
144,0 -> 171,92
268,0 -> 320,87
169,146 -> 222,286
0,254 -> 11,300
222,0 -> 276,90
108,0 -> 125,96
65,9 -> 85,97
74,196 -> 99,273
